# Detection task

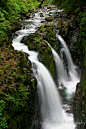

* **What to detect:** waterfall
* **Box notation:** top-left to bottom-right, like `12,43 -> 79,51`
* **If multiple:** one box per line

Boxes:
12,35 -> 63,128
12,5 -> 79,129
56,34 -> 79,81
45,40 -> 67,85
29,53 -> 63,126
52,33 -> 80,93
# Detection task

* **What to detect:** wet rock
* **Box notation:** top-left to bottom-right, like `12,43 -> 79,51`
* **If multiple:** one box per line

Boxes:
11,84 -> 16,88
56,9 -> 64,17
47,6 -> 53,10
62,13 -> 67,18
45,24 -> 53,27
26,12 -> 31,19
45,16 -> 54,21
39,12 -> 44,17
66,110 -> 71,113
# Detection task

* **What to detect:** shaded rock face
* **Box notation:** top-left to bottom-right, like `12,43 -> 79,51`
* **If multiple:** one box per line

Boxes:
0,47 -> 40,129
73,51 -> 86,129
63,20 -> 86,129
66,22 -> 82,68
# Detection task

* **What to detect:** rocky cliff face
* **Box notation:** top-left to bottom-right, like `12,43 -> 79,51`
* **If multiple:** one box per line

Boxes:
64,19 -> 86,129
73,51 -> 86,129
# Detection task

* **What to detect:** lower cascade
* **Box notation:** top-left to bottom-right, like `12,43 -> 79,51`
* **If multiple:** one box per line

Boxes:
12,5 -> 80,129
29,54 -> 63,127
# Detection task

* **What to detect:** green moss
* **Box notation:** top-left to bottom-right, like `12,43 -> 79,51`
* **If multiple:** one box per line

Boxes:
45,16 -> 54,21
0,48 -> 37,128
47,6 -> 53,9
45,24 -> 53,27
0,56 -> 4,60
0,70 -> 4,75
22,29 -> 56,77
0,100 -> 8,129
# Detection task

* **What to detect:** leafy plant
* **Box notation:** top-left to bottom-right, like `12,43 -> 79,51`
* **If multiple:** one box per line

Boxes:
4,63 -> 10,69
0,70 -> 4,75
0,56 -> 4,60
79,12 -> 86,47
7,86 -> 29,112
0,100 -> 8,128
34,37 -> 41,44
40,27 -> 44,31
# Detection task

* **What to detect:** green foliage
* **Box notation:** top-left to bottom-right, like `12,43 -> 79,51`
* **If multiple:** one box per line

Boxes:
0,100 -> 8,129
80,13 -> 86,31
43,0 -> 53,5
0,10 -> 10,43
0,86 -> 29,128
34,37 -> 41,43
50,37 -> 56,41
78,12 -> 86,48
59,0 -> 78,14
0,0 -> 40,46
0,56 -> 4,60
40,27 -> 44,31
7,86 -> 29,112
4,63 -> 10,69
0,70 -> 4,75
75,8 -> 79,15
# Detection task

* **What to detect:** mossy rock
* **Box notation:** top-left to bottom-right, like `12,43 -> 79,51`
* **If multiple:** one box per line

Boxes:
47,6 -> 53,10
22,29 -> 57,78
8,114 -> 24,129
0,46 -> 37,129
45,24 -> 53,27
45,16 -> 54,22
73,51 -> 86,128
26,12 -> 31,19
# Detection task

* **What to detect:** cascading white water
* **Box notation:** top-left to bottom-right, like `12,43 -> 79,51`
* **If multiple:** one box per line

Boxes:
12,5 -> 79,129
56,34 -> 74,71
56,34 -> 79,80
50,33 -> 80,93
29,54 -> 63,125
13,34 -> 76,128
12,33 -> 64,129
45,41 -> 67,84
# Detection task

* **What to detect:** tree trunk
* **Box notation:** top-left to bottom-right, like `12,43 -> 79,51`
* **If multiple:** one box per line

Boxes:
38,0 -> 45,8
79,0 -> 83,12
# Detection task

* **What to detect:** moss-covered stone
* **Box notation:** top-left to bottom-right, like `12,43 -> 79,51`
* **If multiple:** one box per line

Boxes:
22,28 -> 56,78
0,46 -> 37,129
47,6 -> 53,10
45,16 -> 54,22
73,46 -> 86,129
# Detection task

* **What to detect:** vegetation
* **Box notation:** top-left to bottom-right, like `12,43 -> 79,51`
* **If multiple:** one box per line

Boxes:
0,100 -> 8,129
0,0 -> 86,128
0,0 -> 41,46
0,48 -> 36,128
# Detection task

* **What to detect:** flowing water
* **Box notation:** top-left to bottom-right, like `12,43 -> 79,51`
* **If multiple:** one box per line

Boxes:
12,5 -> 80,129
46,35 -> 80,94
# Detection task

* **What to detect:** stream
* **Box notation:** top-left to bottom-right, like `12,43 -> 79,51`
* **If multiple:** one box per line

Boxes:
12,5 -> 80,129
